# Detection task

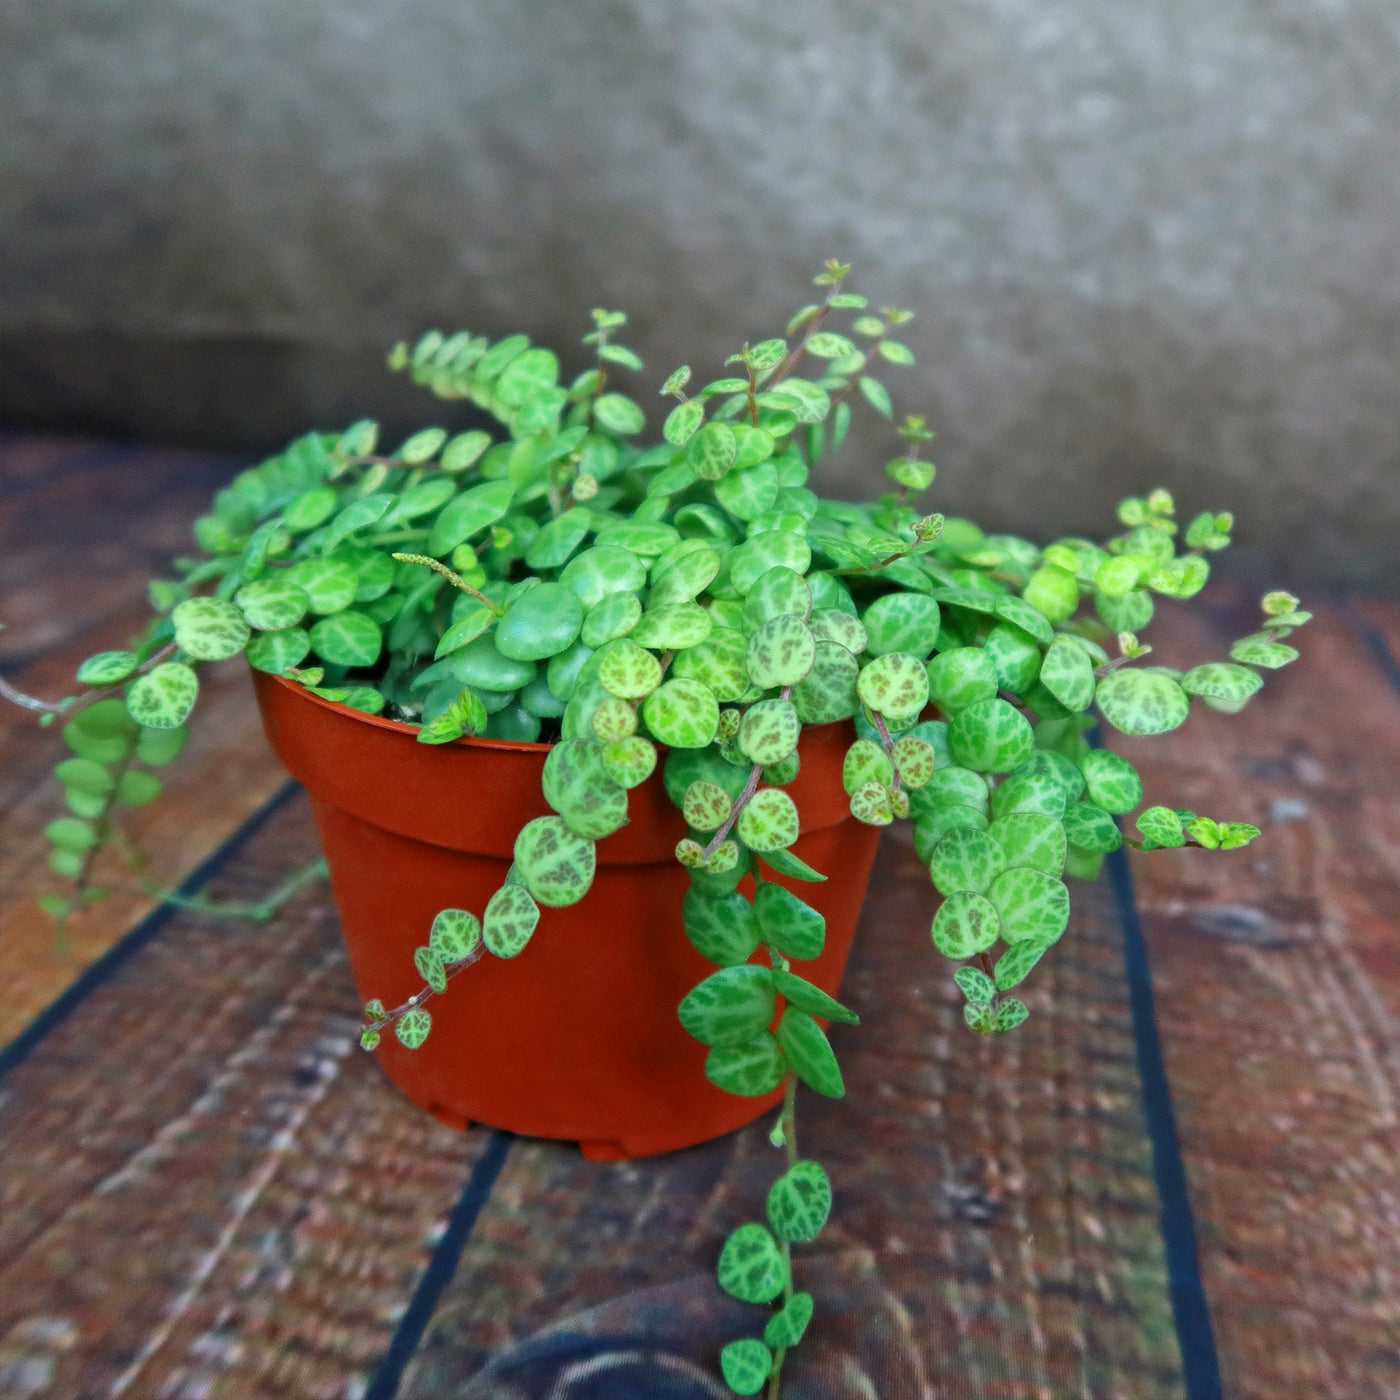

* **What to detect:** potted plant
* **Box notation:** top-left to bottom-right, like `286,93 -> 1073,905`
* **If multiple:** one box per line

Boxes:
10,261 -> 1307,1398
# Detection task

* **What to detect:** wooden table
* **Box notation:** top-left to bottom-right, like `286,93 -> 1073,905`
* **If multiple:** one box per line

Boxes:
2,433 -> 1397,1399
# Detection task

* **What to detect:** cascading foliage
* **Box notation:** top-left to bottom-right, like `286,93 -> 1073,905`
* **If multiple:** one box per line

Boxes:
20,262 -> 1308,1400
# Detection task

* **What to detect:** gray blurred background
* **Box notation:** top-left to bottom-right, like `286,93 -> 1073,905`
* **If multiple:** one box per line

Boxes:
3,0 -> 1397,594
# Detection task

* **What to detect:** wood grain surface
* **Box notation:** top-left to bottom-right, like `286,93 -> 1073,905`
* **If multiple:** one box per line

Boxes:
2,434 -> 1397,1399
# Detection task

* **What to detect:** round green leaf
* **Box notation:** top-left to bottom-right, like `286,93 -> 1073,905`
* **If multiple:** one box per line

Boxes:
1081,748 -> 1143,814
397,426 -> 449,462
642,678 -> 719,748
172,597 -> 250,661
1180,662 -> 1264,707
856,652 -> 929,721
594,520 -> 680,558
764,1293 -> 815,1351
767,1160 -> 832,1242
842,738 -> 892,794
598,638 -> 663,700
809,608 -> 867,655
776,1008 -> 844,1097
246,626 -> 311,674
601,734 -> 657,788
1022,564 -> 1080,622
593,392 -> 645,435
685,420 -> 738,479
649,543 -> 721,607
46,816 -> 98,852
630,602 -> 712,650
745,614 -> 816,690
989,813 -> 1067,875
754,881 -> 825,960
718,1336 -> 772,1396
994,939 -> 1051,990
429,908 -> 481,962
1039,635 -> 1096,712
136,723 -> 188,766
483,884 -> 541,957
54,757 -> 113,795
705,1033 -> 786,1096
892,735 -> 936,789
991,767 -> 1068,820
741,566 -> 811,630
683,779 -> 733,832
772,969 -> 858,1024
929,828 -> 1007,896
441,430 -> 492,473
1096,668 -> 1190,736
948,698 -> 1034,773
513,816 -> 596,907
309,611 -> 383,667
560,544 -> 649,609
861,593 -> 941,657
1060,801 -> 1123,853
739,699 -> 800,766
76,651 -> 139,685
426,480 -> 515,557
988,868 -> 1070,944
581,592 -> 641,648
662,399 -> 704,446
285,557 -> 359,614
931,890 -> 1001,959
541,738 -> 629,839
679,965 -> 777,1047
394,1007 -> 432,1049
524,506 -> 591,570
735,787 -> 800,851
283,486 -> 338,532
497,582 -> 584,661
729,532 -> 812,595
918,765 -> 991,811
115,771 -> 162,807
414,945 -> 447,994
926,647 -> 998,714
983,623 -> 1042,693
790,641 -> 860,724
236,578 -> 309,631
683,886 -> 763,966
717,1223 -> 787,1304
671,627 -> 751,701
126,662 -> 199,729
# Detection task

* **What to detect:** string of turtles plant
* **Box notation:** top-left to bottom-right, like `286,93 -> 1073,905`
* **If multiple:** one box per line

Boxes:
8,262 -> 1308,1399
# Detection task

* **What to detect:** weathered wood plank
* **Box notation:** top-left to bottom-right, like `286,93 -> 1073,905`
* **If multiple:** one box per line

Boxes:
0,436 -> 243,664
401,836 -> 1185,1400
1113,589 -> 1400,1400
0,798 -> 483,1400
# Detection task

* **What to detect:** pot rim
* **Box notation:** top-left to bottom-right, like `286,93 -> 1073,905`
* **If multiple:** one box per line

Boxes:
264,671 -> 555,753
261,670 -> 856,752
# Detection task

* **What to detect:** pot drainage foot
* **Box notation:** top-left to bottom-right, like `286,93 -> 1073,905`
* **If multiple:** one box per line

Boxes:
427,1102 -> 473,1133
579,1139 -> 630,1161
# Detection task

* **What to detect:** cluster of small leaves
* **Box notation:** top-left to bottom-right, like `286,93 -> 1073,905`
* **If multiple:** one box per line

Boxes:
12,263 -> 1307,1400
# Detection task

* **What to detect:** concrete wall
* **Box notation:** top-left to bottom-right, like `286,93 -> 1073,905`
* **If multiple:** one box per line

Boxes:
4,0 -> 1398,594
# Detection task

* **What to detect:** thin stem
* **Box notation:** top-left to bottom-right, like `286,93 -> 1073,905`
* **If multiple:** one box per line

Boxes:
122,856 -> 329,920
699,684 -> 792,859
0,641 -> 179,720
365,945 -> 488,1032
702,762 -> 763,859
870,711 -> 901,792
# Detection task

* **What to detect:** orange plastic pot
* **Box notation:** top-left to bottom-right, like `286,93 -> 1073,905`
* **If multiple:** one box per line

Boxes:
251,670 -> 882,1160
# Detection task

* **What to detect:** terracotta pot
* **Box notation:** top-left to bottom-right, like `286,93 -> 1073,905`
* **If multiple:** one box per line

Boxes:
251,670 -> 882,1159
